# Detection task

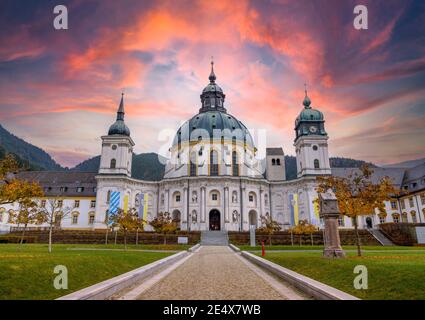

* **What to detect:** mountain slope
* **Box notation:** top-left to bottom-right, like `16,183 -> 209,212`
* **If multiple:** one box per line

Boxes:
382,157 -> 425,168
284,155 -> 376,180
0,124 -> 64,171
72,152 -> 167,181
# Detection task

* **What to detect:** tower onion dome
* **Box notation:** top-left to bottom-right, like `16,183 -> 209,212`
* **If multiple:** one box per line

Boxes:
108,93 -> 130,136
295,89 -> 324,126
172,61 -> 255,149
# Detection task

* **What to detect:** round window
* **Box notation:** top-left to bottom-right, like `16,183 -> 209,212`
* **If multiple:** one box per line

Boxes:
312,145 -> 318,151
112,145 -> 117,150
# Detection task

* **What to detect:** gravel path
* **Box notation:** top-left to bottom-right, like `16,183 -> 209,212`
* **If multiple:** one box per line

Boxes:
137,246 -> 306,300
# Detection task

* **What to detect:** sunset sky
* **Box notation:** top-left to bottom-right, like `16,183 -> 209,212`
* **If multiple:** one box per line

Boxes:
0,0 -> 424,167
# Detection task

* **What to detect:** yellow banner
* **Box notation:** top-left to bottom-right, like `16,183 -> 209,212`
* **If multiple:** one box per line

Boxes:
123,195 -> 129,213
294,194 -> 299,225
143,194 -> 148,222
313,197 -> 320,220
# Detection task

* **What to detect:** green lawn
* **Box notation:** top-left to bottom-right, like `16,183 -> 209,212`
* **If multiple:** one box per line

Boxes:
253,248 -> 425,300
0,243 -> 181,300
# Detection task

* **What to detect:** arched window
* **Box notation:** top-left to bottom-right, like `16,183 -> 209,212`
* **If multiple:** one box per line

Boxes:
210,150 -> 219,176
272,159 -> 276,166
190,152 -> 197,176
401,212 -> 408,223
314,159 -> 320,169
110,158 -> 116,169
89,212 -> 95,224
411,211 -> 417,223
232,151 -> 239,176
276,158 -> 281,166
72,212 -> 79,224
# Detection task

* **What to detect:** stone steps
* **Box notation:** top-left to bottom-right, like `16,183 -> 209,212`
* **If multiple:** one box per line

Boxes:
201,231 -> 229,246
368,229 -> 394,246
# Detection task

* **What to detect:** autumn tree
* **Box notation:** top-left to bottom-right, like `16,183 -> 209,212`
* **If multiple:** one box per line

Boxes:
10,199 -> 44,245
316,164 -> 398,256
149,212 -> 177,245
108,208 -> 139,250
257,214 -> 282,246
39,197 -> 74,253
0,154 -> 43,205
290,219 -> 318,246
134,214 -> 147,246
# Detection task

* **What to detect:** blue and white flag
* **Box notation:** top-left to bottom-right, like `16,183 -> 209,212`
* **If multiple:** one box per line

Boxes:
109,191 -> 120,215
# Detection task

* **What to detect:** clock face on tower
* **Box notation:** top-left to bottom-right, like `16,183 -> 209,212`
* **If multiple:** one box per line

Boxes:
309,125 -> 317,133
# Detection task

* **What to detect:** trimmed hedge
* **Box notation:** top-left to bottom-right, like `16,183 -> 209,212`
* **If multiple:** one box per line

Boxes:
5,230 -> 201,245
228,229 -> 380,246
0,235 -> 37,243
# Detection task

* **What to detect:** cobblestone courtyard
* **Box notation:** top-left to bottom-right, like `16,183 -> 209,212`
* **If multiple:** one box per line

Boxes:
137,246 -> 307,300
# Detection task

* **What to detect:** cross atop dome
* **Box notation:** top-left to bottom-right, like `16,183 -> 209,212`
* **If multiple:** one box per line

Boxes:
209,56 -> 216,83
303,82 -> 311,108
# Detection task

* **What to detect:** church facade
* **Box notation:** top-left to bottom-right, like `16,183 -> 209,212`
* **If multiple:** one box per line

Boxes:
1,63 -> 424,233
94,62 -> 333,232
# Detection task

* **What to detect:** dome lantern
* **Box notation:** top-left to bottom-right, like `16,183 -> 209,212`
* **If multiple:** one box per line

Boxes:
199,59 -> 227,113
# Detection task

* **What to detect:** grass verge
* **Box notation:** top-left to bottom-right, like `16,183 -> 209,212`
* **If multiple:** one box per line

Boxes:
0,243 -> 176,300
255,249 -> 425,300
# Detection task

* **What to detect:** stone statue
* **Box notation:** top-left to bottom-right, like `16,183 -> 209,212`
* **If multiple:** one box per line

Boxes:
232,192 -> 238,203
192,191 -> 198,203
232,210 -> 239,223
192,211 -> 197,223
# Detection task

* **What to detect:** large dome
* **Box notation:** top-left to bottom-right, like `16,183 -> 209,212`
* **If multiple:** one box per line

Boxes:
172,110 -> 255,148
171,60 -> 255,149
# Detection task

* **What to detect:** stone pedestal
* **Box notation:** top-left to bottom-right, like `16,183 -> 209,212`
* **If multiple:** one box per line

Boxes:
249,225 -> 256,247
319,192 -> 345,258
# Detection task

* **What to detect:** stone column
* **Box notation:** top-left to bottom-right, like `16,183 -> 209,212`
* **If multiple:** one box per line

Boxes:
224,186 -> 229,223
182,187 -> 188,229
241,186 -> 246,231
319,191 -> 345,258
200,187 -> 205,223
259,187 -> 264,218
165,189 -> 170,213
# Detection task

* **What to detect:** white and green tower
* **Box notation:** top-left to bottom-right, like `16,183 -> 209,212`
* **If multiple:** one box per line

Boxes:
294,88 -> 331,177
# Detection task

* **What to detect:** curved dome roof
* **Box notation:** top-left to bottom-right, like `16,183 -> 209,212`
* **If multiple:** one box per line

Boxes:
202,82 -> 223,94
297,108 -> 324,122
108,120 -> 130,136
172,110 -> 255,148
295,92 -> 324,123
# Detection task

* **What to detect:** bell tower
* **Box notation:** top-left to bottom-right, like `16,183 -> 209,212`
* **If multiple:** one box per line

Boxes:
99,93 -> 134,176
294,87 -> 331,177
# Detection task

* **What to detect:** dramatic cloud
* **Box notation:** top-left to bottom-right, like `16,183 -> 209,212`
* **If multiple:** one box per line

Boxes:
0,0 -> 424,167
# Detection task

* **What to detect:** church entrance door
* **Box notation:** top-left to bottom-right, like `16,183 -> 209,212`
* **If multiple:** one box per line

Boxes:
209,209 -> 221,231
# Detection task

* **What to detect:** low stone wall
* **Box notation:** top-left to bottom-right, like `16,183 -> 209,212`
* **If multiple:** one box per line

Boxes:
228,229 -> 380,246
379,223 -> 425,246
5,230 -> 201,245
